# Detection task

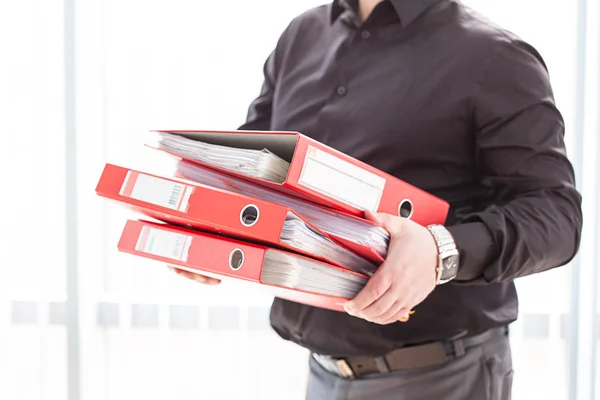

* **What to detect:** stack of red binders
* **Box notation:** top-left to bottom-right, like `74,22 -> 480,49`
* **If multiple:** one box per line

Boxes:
95,130 -> 449,312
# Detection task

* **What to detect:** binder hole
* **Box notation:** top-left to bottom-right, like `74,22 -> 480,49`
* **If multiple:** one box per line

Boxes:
398,199 -> 413,219
229,249 -> 245,271
240,204 -> 260,227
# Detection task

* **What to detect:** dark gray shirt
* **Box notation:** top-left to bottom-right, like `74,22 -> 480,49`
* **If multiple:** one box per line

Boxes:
239,0 -> 582,357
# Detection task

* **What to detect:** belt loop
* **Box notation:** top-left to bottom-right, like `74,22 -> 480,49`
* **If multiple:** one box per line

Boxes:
374,356 -> 390,373
451,338 -> 466,358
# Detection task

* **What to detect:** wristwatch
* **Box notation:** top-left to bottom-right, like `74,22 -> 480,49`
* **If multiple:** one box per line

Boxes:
427,224 -> 460,285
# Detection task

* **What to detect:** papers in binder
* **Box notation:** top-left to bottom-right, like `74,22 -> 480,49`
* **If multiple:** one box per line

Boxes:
156,132 -> 290,183
260,250 -> 367,299
175,160 -> 390,258
282,212 -> 376,276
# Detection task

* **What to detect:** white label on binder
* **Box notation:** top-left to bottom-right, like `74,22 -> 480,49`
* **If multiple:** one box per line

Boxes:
135,226 -> 193,262
120,171 -> 193,212
298,146 -> 386,211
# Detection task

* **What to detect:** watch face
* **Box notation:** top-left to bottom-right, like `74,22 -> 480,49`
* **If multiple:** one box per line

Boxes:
442,254 -> 460,280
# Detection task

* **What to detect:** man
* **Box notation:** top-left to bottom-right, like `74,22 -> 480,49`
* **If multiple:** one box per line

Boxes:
169,0 -> 583,398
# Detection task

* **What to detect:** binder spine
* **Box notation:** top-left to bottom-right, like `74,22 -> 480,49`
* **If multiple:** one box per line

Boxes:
118,220 -> 266,281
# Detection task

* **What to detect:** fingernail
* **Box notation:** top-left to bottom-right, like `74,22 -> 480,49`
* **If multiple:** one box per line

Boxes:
194,275 -> 207,283
399,317 -> 409,322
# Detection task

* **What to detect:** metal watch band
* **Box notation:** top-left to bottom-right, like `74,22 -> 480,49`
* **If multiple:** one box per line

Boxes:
427,224 -> 459,285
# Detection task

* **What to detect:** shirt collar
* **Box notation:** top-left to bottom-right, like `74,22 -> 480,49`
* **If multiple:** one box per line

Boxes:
331,0 -> 445,27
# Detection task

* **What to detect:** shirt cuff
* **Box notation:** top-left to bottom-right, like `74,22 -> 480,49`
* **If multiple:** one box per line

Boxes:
446,222 -> 497,283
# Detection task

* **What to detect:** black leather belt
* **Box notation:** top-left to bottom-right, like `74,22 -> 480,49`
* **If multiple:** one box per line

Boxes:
312,326 -> 508,379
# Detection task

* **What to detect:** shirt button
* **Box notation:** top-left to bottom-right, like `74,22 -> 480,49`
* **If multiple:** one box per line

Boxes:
361,30 -> 371,39
336,86 -> 347,96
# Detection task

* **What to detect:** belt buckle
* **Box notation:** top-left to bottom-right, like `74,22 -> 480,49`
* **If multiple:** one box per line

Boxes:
335,359 -> 355,379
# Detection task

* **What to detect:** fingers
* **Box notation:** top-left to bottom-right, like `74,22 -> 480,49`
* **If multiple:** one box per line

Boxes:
380,307 -> 412,325
355,289 -> 404,322
190,273 -> 221,285
344,269 -> 393,314
167,266 -> 221,285
361,296 -> 406,324
364,209 -> 383,225
364,210 -> 403,237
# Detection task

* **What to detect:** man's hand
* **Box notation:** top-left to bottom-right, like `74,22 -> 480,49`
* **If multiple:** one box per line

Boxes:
167,266 -> 221,285
343,210 -> 438,325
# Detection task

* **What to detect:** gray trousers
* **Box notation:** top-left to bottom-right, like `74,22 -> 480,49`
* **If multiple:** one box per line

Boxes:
306,334 -> 513,400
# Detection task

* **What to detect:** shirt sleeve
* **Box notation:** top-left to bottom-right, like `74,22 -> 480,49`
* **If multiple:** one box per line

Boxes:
447,37 -> 583,284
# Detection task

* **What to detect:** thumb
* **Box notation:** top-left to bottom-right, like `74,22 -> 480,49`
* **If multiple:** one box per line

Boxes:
365,210 -> 403,237
364,209 -> 383,225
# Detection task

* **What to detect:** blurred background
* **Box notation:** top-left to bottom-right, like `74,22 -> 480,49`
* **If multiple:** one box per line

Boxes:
0,0 -> 599,399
